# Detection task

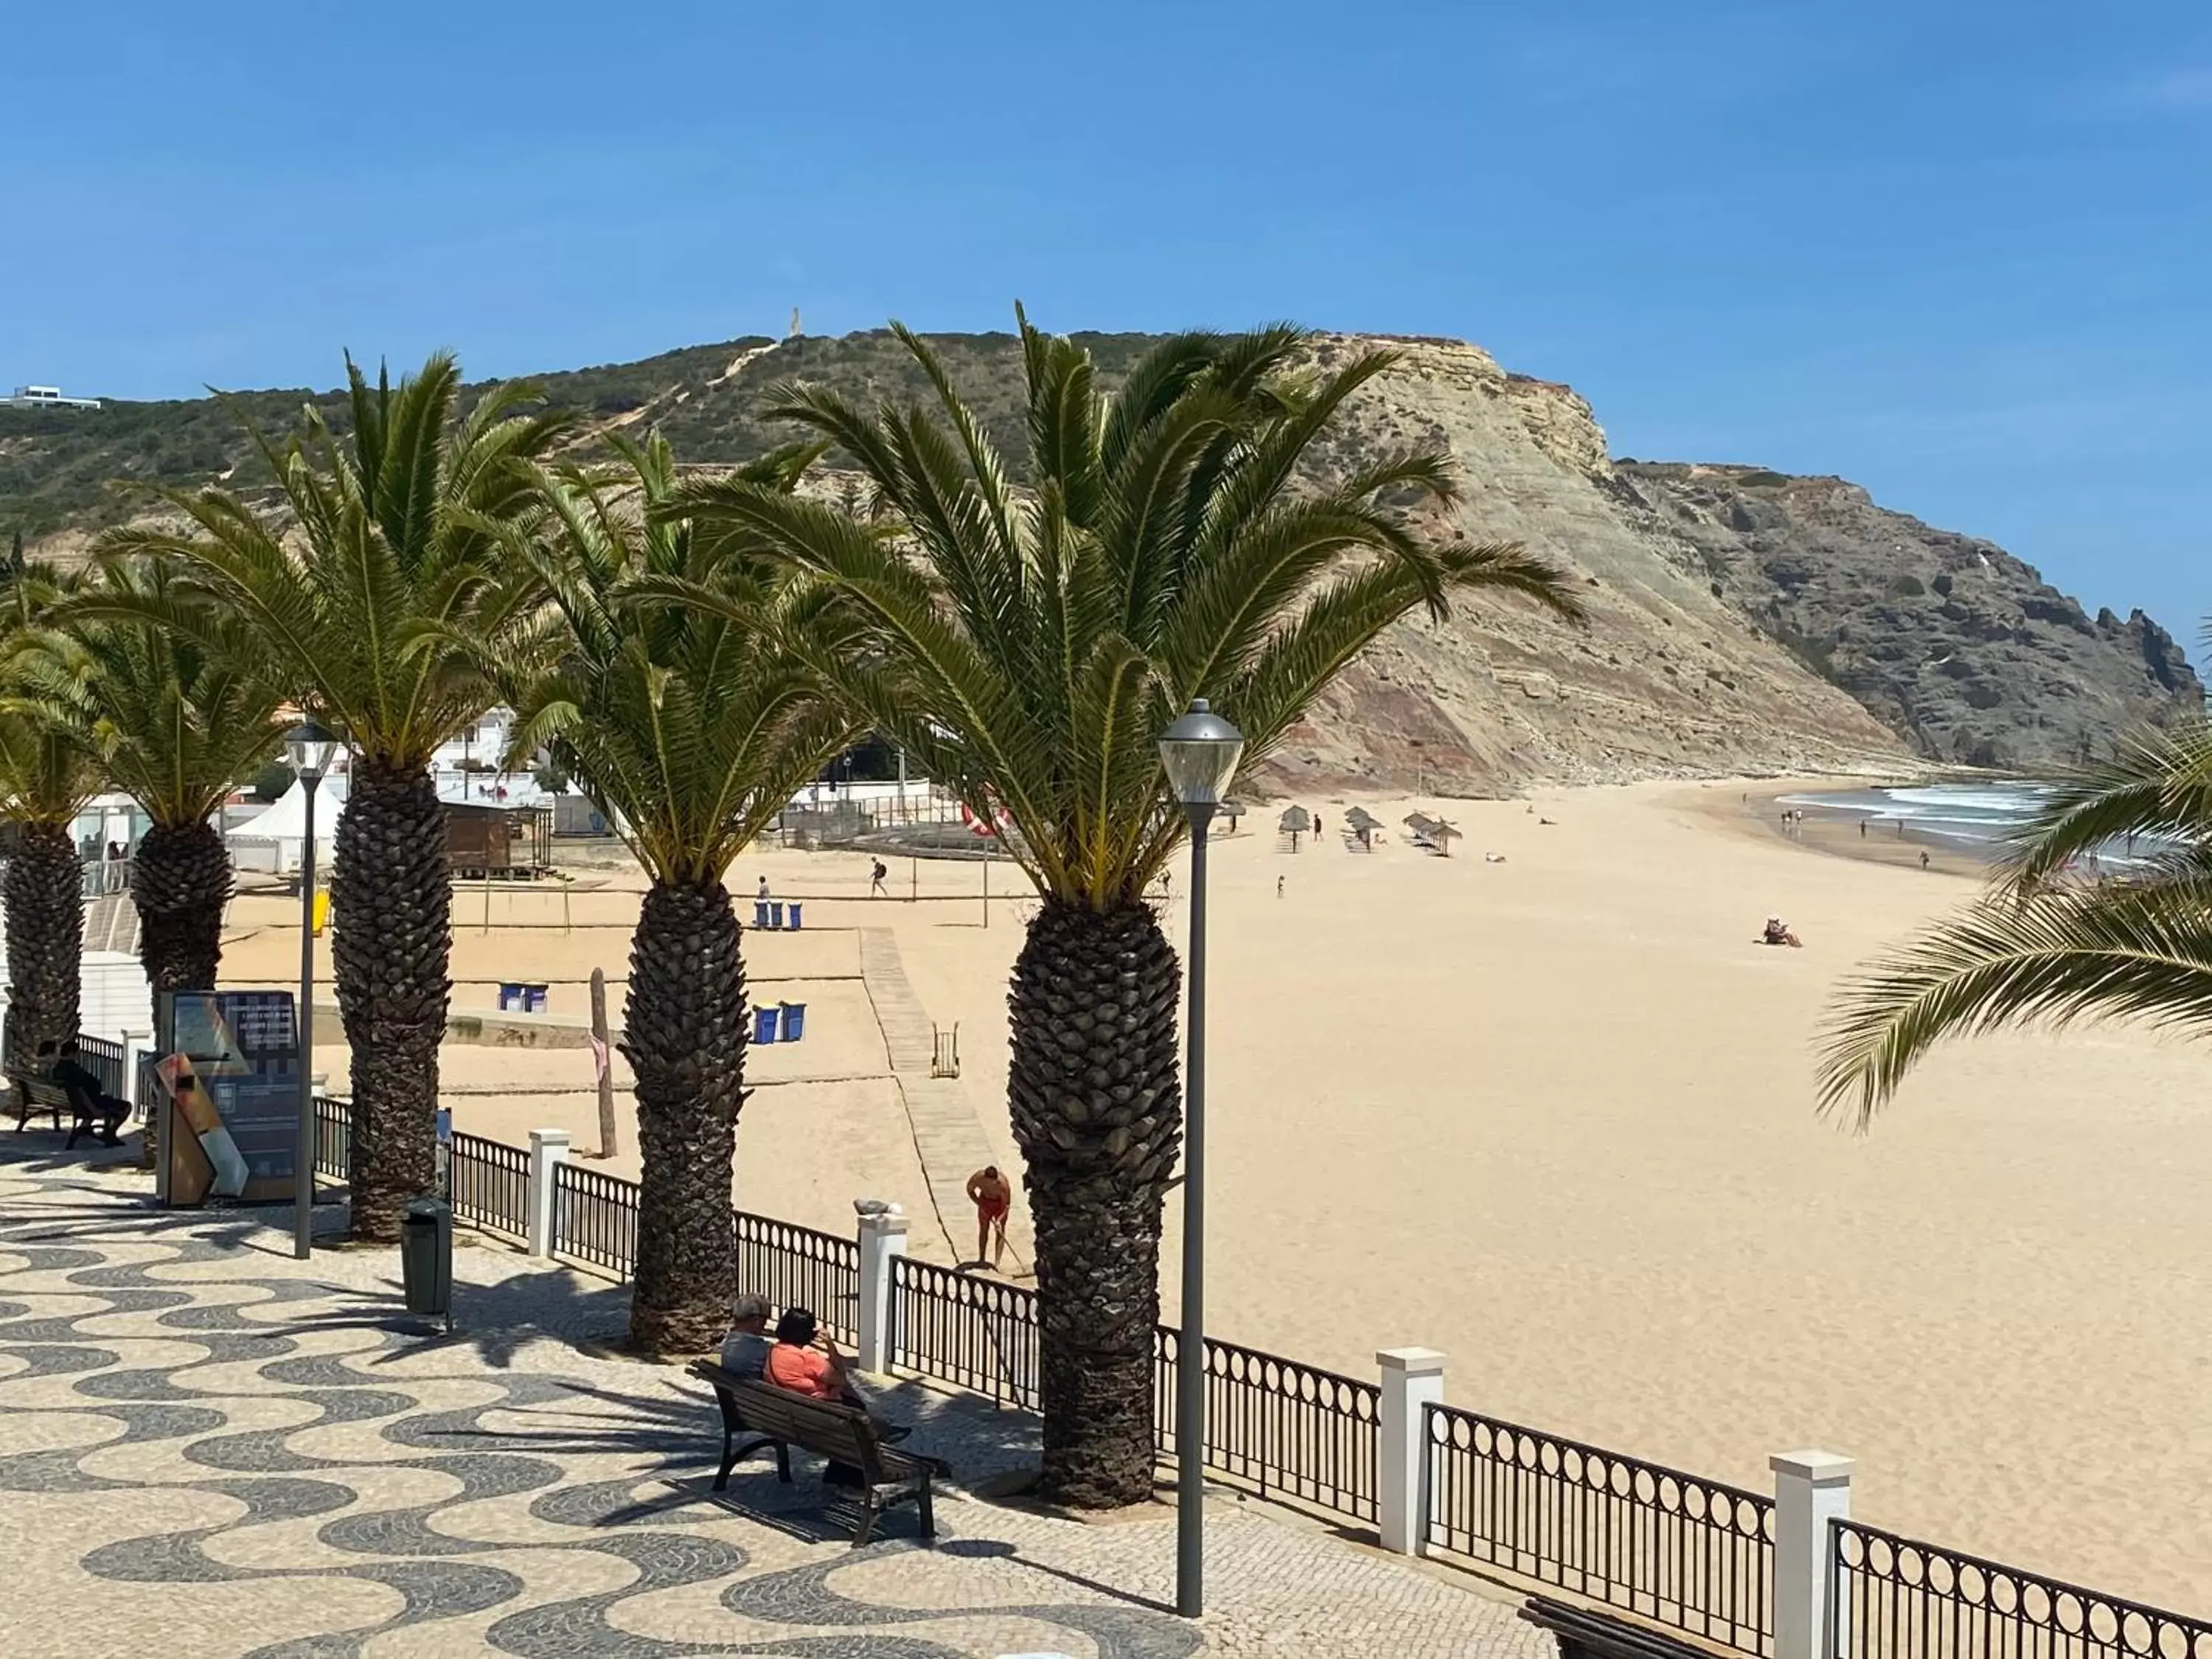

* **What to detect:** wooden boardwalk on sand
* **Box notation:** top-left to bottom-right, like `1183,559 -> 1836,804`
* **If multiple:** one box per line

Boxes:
857,928 -> 1004,1264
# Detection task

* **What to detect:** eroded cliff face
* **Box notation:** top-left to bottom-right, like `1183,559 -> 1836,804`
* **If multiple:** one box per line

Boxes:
1619,462 -> 2201,769
1263,336 -> 1912,795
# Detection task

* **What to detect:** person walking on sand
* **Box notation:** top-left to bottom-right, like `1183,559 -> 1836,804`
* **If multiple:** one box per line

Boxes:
870,858 -> 888,898
1276,874 -> 1285,899
966,1165 -> 1012,1269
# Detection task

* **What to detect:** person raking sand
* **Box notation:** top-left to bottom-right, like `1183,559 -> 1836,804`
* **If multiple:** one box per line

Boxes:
965,1165 -> 1012,1269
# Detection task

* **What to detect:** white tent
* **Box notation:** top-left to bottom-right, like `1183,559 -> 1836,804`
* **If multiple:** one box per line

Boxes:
228,775 -> 349,874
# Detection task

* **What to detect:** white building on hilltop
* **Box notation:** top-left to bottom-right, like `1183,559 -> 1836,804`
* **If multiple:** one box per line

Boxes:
4,384 -> 102,410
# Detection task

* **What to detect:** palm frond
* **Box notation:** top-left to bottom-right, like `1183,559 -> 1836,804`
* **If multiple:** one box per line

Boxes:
1818,880 -> 2212,1127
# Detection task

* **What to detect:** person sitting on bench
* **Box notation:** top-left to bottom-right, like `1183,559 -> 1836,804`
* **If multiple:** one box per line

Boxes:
52,1042 -> 130,1147
765,1307 -> 911,1444
720,1293 -> 773,1378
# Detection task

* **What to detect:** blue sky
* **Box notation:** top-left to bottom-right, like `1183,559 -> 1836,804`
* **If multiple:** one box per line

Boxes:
5,2 -> 2207,635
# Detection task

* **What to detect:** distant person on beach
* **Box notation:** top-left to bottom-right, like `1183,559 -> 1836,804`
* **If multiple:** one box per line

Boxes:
720,1293 -> 772,1378
966,1165 -> 1012,1268
1276,874 -> 1284,899
1920,850 -> 1930,870
1860,819 -> 1867,838
1759,917 -> 1804,947
870,859 -> 888,897
757,874 -> 771,902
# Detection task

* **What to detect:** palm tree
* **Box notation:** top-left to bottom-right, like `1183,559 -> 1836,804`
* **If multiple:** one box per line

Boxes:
100,354 -> 567,1240
492,432 -> 855,1352
0,560 -> 104,1067
673,313 -> 1581,1505
1820,723 -> 2212,1124
25,558 -> 287,995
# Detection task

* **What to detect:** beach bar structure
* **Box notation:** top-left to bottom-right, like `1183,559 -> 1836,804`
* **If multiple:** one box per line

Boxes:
445,801 -> 553,879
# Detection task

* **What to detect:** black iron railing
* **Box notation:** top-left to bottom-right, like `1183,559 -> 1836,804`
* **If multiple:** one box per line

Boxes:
313,1095 -> 352,1180
1832,1520 -> 2212,1659
72,1032 -> 125,1099
553,1161 -> 640,1281
891,1255 -> 1039,1408
1155,1328 -> 1380,1524
451,1131 -> 529,1239
735,1210 -> 860,1344
1425,1403 -> 1775,1655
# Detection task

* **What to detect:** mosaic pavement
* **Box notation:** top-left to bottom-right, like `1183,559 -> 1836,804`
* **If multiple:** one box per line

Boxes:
0,1136 -> 1550,1658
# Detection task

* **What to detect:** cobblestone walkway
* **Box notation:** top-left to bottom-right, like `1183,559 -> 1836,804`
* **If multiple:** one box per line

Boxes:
0,1138 -> 1548,1658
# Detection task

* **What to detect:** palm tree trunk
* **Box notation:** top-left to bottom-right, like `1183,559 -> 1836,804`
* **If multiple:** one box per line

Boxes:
3,823 -> 85,1068
624,878 -> 745,1354
1010,898 -> 1183,1508
330,758 -> 448,1242
131,818 -> 231,997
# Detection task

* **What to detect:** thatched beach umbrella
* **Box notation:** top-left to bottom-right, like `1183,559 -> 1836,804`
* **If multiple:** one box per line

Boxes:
1277,806 -> 1311,834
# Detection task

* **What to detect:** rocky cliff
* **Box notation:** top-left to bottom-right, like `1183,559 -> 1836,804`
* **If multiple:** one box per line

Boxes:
3,328 -> 2196,793
1616,462 -> 2197,770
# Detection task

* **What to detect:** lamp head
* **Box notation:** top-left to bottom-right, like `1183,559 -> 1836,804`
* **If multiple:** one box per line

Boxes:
285,717 -> 339,782
1157,698 -> 1245,813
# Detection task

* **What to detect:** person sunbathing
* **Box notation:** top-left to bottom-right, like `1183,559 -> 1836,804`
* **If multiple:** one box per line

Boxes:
1759,917 -> 1804,947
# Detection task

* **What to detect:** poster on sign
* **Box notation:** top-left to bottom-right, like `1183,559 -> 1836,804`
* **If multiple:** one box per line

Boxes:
159,990 -> 303,1206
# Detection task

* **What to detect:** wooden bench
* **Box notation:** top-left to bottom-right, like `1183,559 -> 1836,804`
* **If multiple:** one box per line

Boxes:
688,1360 -> 937,1546
1520,1596 -> 1719,1659
7,1070 -> 129,1150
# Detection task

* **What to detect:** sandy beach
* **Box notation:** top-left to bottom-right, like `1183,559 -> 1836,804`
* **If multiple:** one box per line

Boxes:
213,781 -> 2212,1609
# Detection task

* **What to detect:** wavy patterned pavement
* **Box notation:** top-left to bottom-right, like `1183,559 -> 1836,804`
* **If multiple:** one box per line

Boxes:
0,1139 -> 1548,1658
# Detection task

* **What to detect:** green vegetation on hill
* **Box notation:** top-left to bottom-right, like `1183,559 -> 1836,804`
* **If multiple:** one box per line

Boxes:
0,330 -> 1170,541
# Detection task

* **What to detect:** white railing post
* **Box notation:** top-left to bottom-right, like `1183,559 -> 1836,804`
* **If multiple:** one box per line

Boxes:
1377,1346 -> 1446,1554
527,1128 -> 570,1259
855,1203 -> 909,1374
1772,1450 -> 1854,1659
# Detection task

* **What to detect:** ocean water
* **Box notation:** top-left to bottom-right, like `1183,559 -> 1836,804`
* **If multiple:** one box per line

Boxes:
1775,782 -> 2169,866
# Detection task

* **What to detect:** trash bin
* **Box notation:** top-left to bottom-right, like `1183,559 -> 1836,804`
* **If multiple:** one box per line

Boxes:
753,900 -> 771,930
400,1195 -> 453,1321
770,900 -> 787,930
753,1005 -> 782,1045
787,902 -> 803,930
779,1001 -> 807,1042
524,984 -> 549,1014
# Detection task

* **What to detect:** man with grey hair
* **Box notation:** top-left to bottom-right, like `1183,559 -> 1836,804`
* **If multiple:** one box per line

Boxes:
720,1293 -> 773,1377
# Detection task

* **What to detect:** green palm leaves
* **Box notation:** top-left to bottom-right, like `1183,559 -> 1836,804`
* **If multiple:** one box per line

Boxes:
497,433 -> 856,886
1818,722 -> 2212,1124
672,312 -> 1581,908
24,557 -> 285,830
100,352 -> 566,762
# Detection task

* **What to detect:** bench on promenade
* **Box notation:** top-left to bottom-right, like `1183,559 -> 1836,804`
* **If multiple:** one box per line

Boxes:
1520,1596 -> 1718,1659
688,1360 -> 939,1546
7,1070 -> 128,1150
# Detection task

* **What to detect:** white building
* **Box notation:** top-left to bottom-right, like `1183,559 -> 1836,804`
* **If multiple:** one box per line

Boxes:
4,384 -> 101,410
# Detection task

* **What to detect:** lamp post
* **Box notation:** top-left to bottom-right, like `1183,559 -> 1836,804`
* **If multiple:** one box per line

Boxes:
1155,696 -> 1244,1618
287,718 -> 338,1261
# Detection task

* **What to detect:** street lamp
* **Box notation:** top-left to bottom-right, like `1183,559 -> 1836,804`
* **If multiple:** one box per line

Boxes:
287,717 -> 339,1261
1155,696 -> 1243,1619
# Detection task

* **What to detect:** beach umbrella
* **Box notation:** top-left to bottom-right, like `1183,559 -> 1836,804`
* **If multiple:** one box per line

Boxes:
1277,807 -> 1311,833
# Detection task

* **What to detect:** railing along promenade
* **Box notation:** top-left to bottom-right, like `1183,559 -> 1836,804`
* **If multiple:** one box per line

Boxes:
262,1096 -> 2203,1659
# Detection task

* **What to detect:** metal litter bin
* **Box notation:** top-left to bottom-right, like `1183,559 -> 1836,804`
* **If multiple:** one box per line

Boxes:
753,900 -> 771,929
770,900 -> 787,930
753,1005 -> 782,1045
787,902 -> 803,930
779,1001 -> 807,1042
400,1195 -> 453,1324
